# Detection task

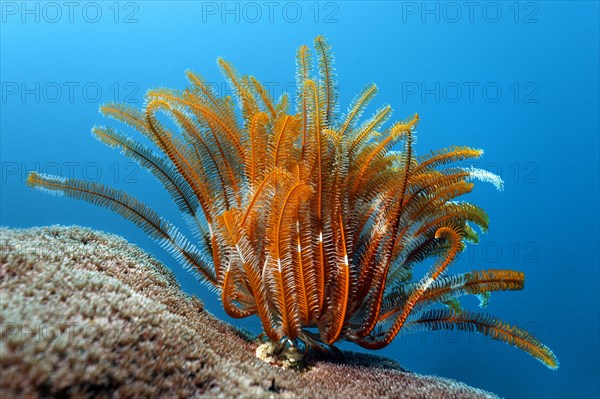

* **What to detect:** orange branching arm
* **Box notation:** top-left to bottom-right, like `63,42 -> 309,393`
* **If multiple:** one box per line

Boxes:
357,227 -> 461,349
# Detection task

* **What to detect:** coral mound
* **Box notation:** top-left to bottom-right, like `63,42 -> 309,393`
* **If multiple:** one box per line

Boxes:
0,226 -> 497,399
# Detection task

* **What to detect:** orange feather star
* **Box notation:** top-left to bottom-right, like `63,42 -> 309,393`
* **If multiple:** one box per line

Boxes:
27,36 -> 558,370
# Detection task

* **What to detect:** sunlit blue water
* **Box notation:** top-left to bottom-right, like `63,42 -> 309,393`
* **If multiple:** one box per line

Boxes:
1,2 -> 598,398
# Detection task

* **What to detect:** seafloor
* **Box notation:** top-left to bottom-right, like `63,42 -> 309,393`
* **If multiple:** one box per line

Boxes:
0,225 -> 499,398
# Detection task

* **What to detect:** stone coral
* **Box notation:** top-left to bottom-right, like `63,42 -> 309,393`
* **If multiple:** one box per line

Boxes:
0,225 -> 498,398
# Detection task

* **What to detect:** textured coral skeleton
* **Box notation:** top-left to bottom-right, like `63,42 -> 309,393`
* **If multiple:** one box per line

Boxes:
27,36 -> 558,369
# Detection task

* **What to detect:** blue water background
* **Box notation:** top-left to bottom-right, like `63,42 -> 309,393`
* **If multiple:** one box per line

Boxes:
1,2 -> 598,398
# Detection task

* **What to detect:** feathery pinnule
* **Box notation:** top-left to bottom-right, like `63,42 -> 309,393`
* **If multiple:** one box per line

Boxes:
27,36 -> 558,370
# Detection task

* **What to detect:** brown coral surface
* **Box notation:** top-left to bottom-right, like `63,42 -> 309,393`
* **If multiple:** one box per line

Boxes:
0,225 -> 498,399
